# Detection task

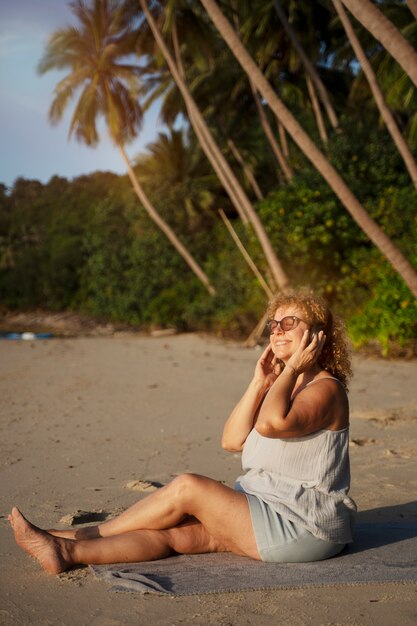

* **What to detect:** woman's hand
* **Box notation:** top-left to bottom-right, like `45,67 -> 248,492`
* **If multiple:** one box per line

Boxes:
222,343 -> 282,451
254,343 -> 284,389
286,330 -> 326,375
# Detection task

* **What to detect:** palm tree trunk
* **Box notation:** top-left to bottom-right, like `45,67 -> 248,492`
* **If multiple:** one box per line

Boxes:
340,0 -> 417,89
278,121 -> 289,158
333,0 -> 417,192
244,311 -> 269,347
407,0 -> 417,21
219,209 -> 273,297
306,76 -> 328,144
230,1 -> 293,182
118,144 -> 216,296
141,0 -> 290,290
199,0 -> 417,298
226,139 -> 264,200
251,83 -> 293,182
273,0 -> 339,131
169,18 -> 249,226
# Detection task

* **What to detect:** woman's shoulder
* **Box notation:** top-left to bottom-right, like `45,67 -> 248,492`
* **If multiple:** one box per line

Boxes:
296,373 -> 349,431
293,373 -> 345,401
305,374 -> 348,402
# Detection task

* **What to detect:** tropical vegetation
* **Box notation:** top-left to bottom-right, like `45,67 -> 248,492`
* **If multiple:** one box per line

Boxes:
1,0 -> 416,355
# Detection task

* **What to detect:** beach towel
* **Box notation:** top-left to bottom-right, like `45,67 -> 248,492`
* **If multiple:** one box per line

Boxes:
90,522 -> 417,595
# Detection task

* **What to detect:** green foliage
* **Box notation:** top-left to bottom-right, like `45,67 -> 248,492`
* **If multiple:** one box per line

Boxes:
1,158 -> 416,354
201,220 -> 268,335
338,184 -> 417,354
257,155 -> 417,352
344,250 -> 417,356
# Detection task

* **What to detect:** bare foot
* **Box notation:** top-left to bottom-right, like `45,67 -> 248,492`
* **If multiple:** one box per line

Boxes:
8,507 -> 72,574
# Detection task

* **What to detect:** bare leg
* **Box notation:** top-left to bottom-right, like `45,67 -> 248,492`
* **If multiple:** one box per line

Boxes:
71,517 -> 225,565
48,480 -> 191,541
9,508 -> 238,574
62,474 -> 259,558
48,475 -> 254,543
13,474 -> 260,562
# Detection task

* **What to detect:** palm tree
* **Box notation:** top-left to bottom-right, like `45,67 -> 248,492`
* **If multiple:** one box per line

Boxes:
139,0 -> 290,290
168,14 -> 255,219
277,120 -> 289,158
229,1 -> 294,180
143,1 -> 293,186
408,0 -> 417,21
273,0 -> 339,132
250,85 -> 293,181
305,75 -> 329,144
199,0 -> 417,298
332,0 -> 417,192
134,127 -> 219,222
236,1 -> 341,154
367,14 -> 417,150
38,0 -> 215,295
146,1 -> 266,210
225,138 -> 264,200
340,0 -> 417,88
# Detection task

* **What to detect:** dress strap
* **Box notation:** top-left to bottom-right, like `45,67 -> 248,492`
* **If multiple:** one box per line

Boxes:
291,375 -> 344,402
306,376 -> 342,387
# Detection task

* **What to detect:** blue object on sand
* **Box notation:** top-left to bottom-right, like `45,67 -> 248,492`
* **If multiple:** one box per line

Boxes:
0,332 -> 54,340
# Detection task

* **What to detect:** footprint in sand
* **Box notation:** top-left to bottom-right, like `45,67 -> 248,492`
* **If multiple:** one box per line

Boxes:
370,414 -> 402,427
350,438 -> 376,447
383,448 -> 413,459
125,480 -> 163,492
59,510 -> 109,526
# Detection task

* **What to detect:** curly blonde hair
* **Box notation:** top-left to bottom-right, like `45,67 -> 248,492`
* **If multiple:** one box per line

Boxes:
267,290 -> 352,391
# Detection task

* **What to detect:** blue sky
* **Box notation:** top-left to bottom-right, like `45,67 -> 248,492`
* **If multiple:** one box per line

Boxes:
0,1 -> 162,189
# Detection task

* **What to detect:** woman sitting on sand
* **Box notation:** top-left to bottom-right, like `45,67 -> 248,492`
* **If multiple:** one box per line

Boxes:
9,291 -> 356,573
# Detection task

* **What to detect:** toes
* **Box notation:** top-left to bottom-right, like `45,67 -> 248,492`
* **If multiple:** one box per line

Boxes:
12,506 -> 22,519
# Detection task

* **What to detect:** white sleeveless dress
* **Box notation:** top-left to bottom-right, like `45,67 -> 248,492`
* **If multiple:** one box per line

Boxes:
235,377 -> 357,561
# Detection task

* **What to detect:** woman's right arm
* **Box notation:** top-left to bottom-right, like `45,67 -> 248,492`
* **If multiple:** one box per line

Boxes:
221,344 -> 280,452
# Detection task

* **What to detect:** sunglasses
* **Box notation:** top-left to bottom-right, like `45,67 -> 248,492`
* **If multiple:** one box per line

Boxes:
266,316 -> 306,334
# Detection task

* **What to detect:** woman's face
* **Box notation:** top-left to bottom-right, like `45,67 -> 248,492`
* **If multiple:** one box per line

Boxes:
269,305 -> 310,361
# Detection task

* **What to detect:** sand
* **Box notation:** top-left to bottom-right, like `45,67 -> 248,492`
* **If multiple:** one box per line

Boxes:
1,333 -> 416,625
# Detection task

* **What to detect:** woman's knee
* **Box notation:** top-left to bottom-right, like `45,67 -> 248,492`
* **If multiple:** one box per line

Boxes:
169,473 -> 204,506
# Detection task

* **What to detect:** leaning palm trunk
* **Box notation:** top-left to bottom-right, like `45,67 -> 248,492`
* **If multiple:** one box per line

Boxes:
169,19 -> 249,226
244,311 -> 269,348
273,0 -> 339,131
229,2 -> 293,182
278,121 -> 289,158
219,209 -> 273,297
333,0 -> 417,191
306,76 -> 328,144
140,0 -> 289,291
118,144 -> 216,296
200,0 -> 417,298
251,84 -> 293,183
340,0 -> 417,89
407,0 -> 417,21
226,139 -> 264,200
